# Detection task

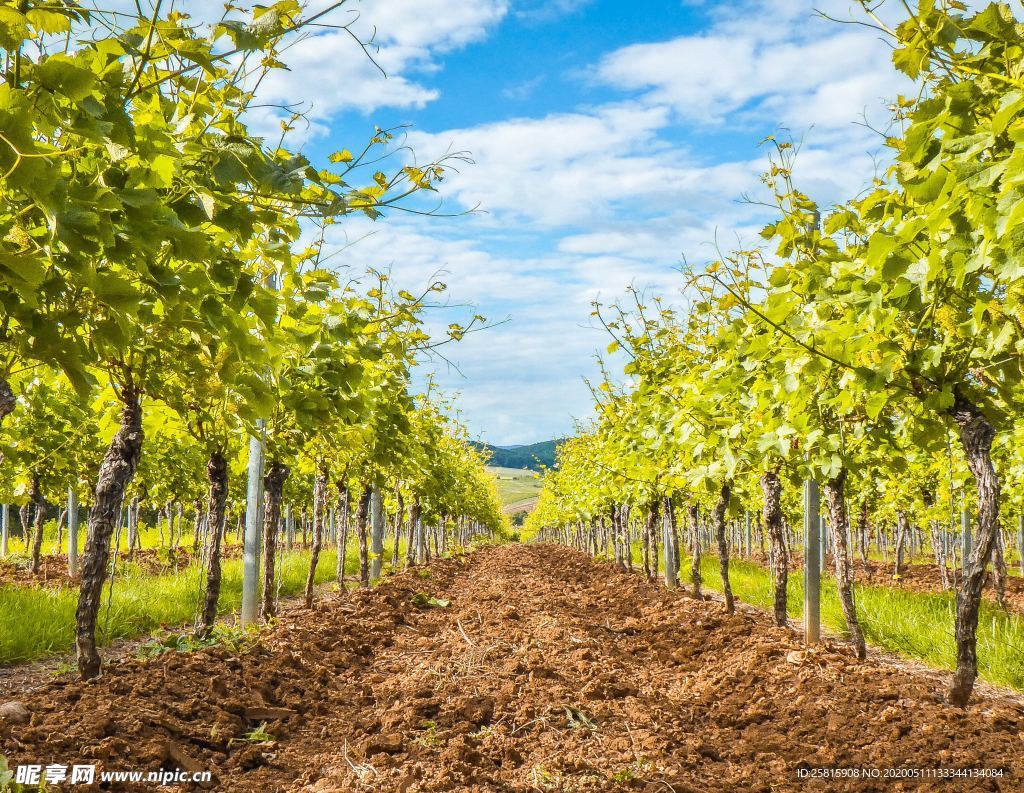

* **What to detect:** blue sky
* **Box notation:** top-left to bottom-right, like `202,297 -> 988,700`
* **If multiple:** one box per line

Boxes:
172,0 -> 911,445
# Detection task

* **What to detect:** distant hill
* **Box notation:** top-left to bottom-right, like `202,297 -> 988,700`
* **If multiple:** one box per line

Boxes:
474,439 -> 563,471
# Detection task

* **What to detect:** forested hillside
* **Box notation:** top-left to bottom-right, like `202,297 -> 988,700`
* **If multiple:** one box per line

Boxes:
473,440 -> 563,470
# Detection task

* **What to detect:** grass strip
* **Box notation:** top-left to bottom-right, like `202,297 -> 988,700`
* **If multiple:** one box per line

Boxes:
683,554 -> 1024,691
0,544 -> 381,666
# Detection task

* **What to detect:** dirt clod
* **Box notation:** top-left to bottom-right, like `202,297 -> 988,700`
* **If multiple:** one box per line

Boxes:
458,696 -> 494,726
362,732 -> 404,756
0,701 -> 29,725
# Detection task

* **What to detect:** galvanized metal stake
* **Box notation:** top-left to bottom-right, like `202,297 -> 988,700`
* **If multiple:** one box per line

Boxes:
416,514 -> 426,563
804,478 -> 821,644
241,427 -> 264,625
67,488 -> 79,576
369,486 -> 384,579
242,271 -> 276,625
663,501 -> 678,588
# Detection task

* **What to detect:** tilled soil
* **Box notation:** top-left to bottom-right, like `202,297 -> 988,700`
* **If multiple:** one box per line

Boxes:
2,544 -> 1023,792
0,546 -> 246,589
0,553 -> 76,587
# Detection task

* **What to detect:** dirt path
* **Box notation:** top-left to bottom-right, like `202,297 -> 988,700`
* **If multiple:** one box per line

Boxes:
2,545 -> 1022,792
501,497 -> 538,515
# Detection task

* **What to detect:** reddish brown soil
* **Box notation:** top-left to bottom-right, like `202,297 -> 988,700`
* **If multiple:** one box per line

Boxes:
2,545 -> 1022,792
0,545 -> 246,589
0,553 -> 75,587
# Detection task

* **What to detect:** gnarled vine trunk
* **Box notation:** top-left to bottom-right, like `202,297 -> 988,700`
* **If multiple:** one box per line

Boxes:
620,506 -> 628,568
0,376 -> 15,426
76,388 -> 143,679
641,507 -> 652,580
192,498 -> 202,552
421,517 -> 432,564
18,504 -> 30,550
355,485 -> 372,587
195,448 -> 228,639
260,461 -> 290,619
761,470 -> 787,627
29,474 -> 45,575
406,499 -> 422,567
304,464 -> 328,609
391,488 -> 404,569
947,394 -> 1001,707
611,505 -> 622,568
174,502 -> 183,551
335,482 -> 349,586
369,486 -> 385,580
688,504 -> 701,599
642,501 -> 660,583
55,507 -> 66,550
712,482 -> 733,612
822,471 -> 866,660
893,510 -> 908,579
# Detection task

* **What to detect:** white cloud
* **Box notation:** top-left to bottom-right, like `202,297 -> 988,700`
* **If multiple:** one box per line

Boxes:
594,0 -> 908,138
252,0 -> 508,124
502,75 -> 546,101
404,104 -> 745,227
401,109 -> 877,235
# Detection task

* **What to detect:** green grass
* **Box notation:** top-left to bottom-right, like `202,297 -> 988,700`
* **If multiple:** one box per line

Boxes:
0,541 -> 387,666
487,466 -> 543,507
681,553 -> 1024,691
782,544 -> 1024,576
2,519 -> 241,559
